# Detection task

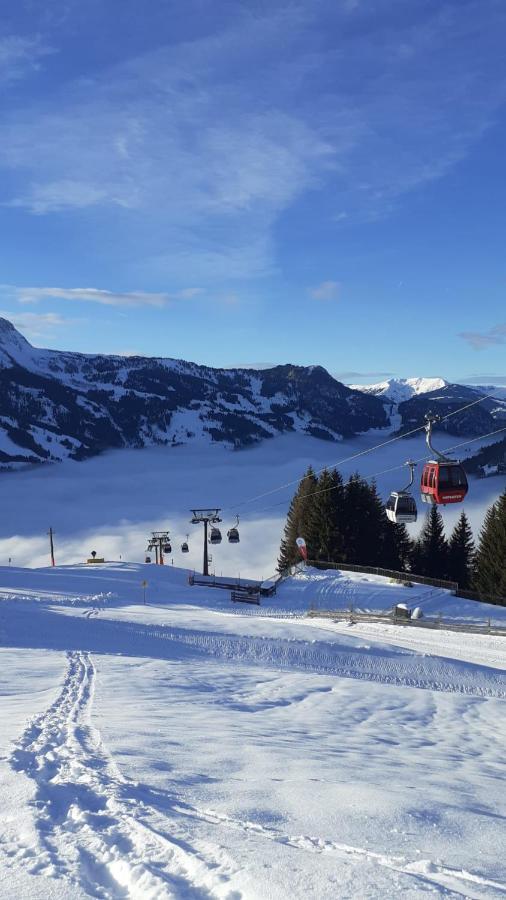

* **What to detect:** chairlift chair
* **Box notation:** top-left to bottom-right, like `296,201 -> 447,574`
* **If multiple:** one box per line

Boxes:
181,534 -> 189,553
421,416 -> 468,506
145,555 -> 151,564
385,461 -> 418,524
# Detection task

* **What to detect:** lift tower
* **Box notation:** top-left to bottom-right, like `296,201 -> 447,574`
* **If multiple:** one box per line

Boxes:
190,509 -> 222,577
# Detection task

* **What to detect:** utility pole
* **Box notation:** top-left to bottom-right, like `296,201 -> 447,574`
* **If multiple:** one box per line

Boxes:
48,527 -> 55,567
190,509 -> 221,577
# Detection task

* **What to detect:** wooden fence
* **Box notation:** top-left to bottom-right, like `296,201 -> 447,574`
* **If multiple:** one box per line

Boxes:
306,559 -> 459,593
307,607 -> 506,636
305,559 -> 506,607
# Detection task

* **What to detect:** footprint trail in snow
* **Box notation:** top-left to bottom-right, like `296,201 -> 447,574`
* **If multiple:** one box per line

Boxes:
8,651 -> 239,899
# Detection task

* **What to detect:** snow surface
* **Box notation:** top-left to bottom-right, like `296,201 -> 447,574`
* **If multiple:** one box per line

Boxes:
0,561 -> 505,899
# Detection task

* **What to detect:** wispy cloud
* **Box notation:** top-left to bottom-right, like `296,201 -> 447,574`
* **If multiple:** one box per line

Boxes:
2,285 -> 202,309
459,323 -> 506,350
309,280 -> 341,301
0,35 -> 54,84
175,287 -> 204,300
1,2 -> 506,277
334,371 -> 395,380
461,374 -> 506,386
7,180 -> 119,214
14,286 -> 170,308
0,310 -> 68,340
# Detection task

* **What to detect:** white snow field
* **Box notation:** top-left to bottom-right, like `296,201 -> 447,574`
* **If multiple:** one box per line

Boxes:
1,562 -> 505,899
1,432 -> 505,578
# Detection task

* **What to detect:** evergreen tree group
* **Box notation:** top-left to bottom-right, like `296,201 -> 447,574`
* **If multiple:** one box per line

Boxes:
474,489 -> 506,598
277,468 -> 412,572
278,471 -> 505,600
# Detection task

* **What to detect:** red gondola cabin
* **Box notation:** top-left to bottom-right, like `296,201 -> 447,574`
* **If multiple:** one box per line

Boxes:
420,461 -> 468,506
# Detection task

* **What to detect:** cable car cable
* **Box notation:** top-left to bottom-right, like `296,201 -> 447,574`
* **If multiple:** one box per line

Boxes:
222,389 -> 505,515
233,424 -> 506,521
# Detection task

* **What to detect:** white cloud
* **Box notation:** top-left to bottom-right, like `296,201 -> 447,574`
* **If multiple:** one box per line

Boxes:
7,286 -> 170,308
0,310 -> 68,340
309,280 -> 341,301
7,180 -> 125,215
0,35 -> 54,84
1,2 -> 505,277
334,371 -> 395,380
175,287 -> 205,300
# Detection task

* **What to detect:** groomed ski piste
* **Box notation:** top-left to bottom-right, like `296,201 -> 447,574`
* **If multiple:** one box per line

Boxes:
1,561 -> 505,899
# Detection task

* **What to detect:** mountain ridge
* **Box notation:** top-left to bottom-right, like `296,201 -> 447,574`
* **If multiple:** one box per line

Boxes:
0,318 -> 504,468
0,318 -> 388,465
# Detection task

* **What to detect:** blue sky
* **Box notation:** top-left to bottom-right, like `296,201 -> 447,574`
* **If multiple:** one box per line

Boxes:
0,0 -> 505,383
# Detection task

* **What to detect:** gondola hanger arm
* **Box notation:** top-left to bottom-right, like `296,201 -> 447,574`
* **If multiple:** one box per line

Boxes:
425,415 -> 451,462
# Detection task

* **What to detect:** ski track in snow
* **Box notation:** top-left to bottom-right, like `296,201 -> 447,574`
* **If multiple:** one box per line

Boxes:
4,650 -> 505,900
6,651 -> 240,900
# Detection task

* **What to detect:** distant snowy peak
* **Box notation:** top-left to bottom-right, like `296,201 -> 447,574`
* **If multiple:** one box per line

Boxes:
349,377 -> 450,403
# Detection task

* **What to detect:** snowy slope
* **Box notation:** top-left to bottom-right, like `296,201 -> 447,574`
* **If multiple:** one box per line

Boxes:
0,561 -> 505,899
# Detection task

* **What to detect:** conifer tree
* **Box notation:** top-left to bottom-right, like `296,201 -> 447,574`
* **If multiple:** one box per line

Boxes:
306,468 -> 345,562
411,506 -> 448,578
341,476 -> 386,565
382,521 -> 413,571
474,490 -> 506,598
447,511 -> 475,588
277,467 -> 318,571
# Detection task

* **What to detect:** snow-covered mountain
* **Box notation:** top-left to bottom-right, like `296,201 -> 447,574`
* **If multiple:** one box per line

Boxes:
0,318 -> 388,465
350,374 -> 505,438
348,376 -> 449,402
0,317 -> 503,468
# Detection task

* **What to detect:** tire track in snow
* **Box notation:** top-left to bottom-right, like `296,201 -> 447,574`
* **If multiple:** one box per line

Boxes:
8,651 -> 239,900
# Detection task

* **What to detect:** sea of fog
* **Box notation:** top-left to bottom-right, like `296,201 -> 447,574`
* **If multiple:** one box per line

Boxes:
2,431 -> 505,577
